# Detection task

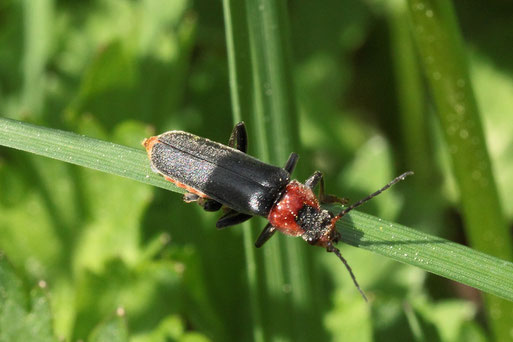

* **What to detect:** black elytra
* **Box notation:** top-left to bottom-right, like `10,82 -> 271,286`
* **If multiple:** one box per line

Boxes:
143,122 -> 414,302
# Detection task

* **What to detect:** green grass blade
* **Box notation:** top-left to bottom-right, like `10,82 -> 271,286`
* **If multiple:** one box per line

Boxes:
337,212 -> 513,302
222,1 -> 264,341
22,0 -> 52,116
223,0 -> 307,339
0,117 -> 179,193
236,0 -> 312,340
388,2 -> 432,184
406,0 -> 513,338
1,117 -> 513,302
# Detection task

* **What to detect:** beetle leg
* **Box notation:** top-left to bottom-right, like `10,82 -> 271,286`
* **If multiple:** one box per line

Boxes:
228,122 -> 248,153
183,192 -> 200,203
255,223 -> 277,247
305,170 -> 322,188
184,193 -> 223,212
199,198 -> 223,212
305,171 -> 348,205
216,209 -> 253,229
284,152 -> 299,174
319,177 -> 349,205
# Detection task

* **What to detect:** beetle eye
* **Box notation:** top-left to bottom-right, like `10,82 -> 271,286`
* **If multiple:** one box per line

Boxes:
306,237 -> 318,245
301,231 -> 319,245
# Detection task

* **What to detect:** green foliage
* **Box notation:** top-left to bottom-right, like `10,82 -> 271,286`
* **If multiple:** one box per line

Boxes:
406,0 -> 513,340
88,311 -> 128,342
0,255 -> 55,342
1,0 -> 513,341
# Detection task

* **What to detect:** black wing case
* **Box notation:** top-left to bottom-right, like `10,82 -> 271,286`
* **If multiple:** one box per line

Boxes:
149,131 -> 290,216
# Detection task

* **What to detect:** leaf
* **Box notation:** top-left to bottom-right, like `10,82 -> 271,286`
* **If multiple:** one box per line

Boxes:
324,290 -> 372,342
73,257 -> 182,340
131,314 -> 211,342
0,253 -> 55,342
87,310 -> 128,342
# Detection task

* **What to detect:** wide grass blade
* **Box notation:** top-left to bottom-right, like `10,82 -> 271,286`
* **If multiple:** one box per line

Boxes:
222,0 -> 264,341
222,0 -> 312,340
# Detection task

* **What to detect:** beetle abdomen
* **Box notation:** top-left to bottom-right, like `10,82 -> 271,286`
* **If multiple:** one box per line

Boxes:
145,131 -> 290,216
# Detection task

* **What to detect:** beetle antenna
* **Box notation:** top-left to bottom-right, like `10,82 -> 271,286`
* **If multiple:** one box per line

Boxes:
327,242 -> 368,302
332,171 -> 413,223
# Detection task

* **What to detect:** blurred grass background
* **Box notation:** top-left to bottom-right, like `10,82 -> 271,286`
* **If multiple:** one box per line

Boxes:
1,0 -> 513,341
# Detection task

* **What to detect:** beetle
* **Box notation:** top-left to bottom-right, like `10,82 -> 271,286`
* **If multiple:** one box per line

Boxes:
143,122 -> 413,301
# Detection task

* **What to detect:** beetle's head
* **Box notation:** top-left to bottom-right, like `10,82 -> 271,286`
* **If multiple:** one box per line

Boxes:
296,205 -> 368,301
297,206 -> 337,247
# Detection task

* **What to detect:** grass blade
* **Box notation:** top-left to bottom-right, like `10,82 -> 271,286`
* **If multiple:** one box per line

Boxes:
22,0 -> 52,116
337,212 -> 513,302
231,0 -> 313,340
222,0 -> 264,341
0,117 -> 178,193
1,117 -> 513,302
406,0 -> 513,338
